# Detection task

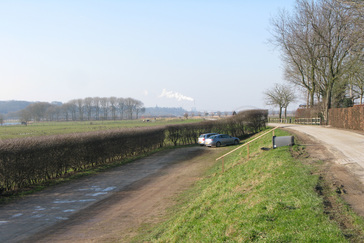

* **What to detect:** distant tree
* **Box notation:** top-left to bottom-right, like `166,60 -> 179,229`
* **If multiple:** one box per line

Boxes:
264,83 -> 296,119
0,114 -> 4,125
109,97 -> 118,120
26,102 -> 51,121
138,107 -> 146,119
20,108 -> 32,124
117,97 -> 125,120
66,100 -> 78,121
75,99 -> 85,121
184,112 -> 189,119
124,98 -> 135,119
61,103 -> 71,121
84,97 -> 93,121
100,97 -> 109,120
133,99 -> 144,119
46,105 -> 61,121
93,97 -> 101,120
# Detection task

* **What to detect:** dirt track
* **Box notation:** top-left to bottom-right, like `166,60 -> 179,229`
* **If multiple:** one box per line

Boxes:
0,146 -> 225,242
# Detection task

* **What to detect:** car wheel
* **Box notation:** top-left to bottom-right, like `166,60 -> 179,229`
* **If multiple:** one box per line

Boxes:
234,140 -> 239,145
216,142 -> 221,147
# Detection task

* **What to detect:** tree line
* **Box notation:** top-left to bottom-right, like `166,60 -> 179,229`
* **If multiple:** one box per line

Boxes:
19,97 -> 145,123
267,0 -> 363,122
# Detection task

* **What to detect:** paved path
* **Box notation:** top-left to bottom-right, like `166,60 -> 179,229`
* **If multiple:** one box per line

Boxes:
0,147 -> 207,243
270,123 -> 364,185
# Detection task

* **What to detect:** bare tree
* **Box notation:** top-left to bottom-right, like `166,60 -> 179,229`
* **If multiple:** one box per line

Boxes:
61,103 -> 71,121
0,114 -> 4,125
46,105 -> 61,121
124,98 -> 134,119
20,109 -> 32,124
100,97 -> 109,120
66,100 -> 78,121
117,97 -> 125,120
270,2 -> 320,107
264,83 -> 296,119
26,102 -> 51,121
93,97 -> 101,120
84,97 -> 93,121
270,0 -> 363,123
350,57 -> 364,104
134,100 -> 144,119
76,99 -> 84,121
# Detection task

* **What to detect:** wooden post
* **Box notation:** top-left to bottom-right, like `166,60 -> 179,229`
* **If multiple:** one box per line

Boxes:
222,157 -> 225,173
247,143 -> 250,160
273,130 -> 275,137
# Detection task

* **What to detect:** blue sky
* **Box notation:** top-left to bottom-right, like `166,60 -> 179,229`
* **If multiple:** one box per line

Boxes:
0,0 -> 297,112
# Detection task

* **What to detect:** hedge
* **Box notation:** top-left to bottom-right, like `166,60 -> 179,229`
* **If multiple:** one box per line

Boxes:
0,109 -> 267,193
328,105 -> 364,131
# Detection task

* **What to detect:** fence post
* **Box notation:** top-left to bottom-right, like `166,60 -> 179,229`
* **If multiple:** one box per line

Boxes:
247,143 -> 250,160
222,157 -> 225,173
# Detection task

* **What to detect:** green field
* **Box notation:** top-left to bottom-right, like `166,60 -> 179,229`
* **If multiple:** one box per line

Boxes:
0,118 -> 202,139
135,129 -> 364,242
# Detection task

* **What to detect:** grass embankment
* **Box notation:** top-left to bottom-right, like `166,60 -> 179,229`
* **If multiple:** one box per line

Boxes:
136,129 -> 364,242
0,118 -> 202,139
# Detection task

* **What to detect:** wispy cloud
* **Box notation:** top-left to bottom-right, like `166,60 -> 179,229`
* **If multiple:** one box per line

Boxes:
159,89 -> 194,102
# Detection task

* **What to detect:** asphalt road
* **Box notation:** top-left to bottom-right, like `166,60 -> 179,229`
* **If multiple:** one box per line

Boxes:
269,123 -> 364,185
0,147 -> 208,243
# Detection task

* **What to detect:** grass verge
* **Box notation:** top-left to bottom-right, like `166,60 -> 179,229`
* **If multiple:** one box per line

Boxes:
134,129 -> 364,242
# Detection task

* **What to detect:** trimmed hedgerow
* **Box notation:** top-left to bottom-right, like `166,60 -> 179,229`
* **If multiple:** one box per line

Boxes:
0,109 -> 267,193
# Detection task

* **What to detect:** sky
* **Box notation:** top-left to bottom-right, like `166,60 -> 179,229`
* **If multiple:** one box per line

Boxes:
0,0 -> 298,112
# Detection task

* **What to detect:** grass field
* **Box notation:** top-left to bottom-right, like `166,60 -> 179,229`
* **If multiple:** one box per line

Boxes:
0,118 -> 202,139
135,129 -> 364,242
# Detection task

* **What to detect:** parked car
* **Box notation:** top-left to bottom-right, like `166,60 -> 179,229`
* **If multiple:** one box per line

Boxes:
198,133 -> 217,146
205,134 -> 240,147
